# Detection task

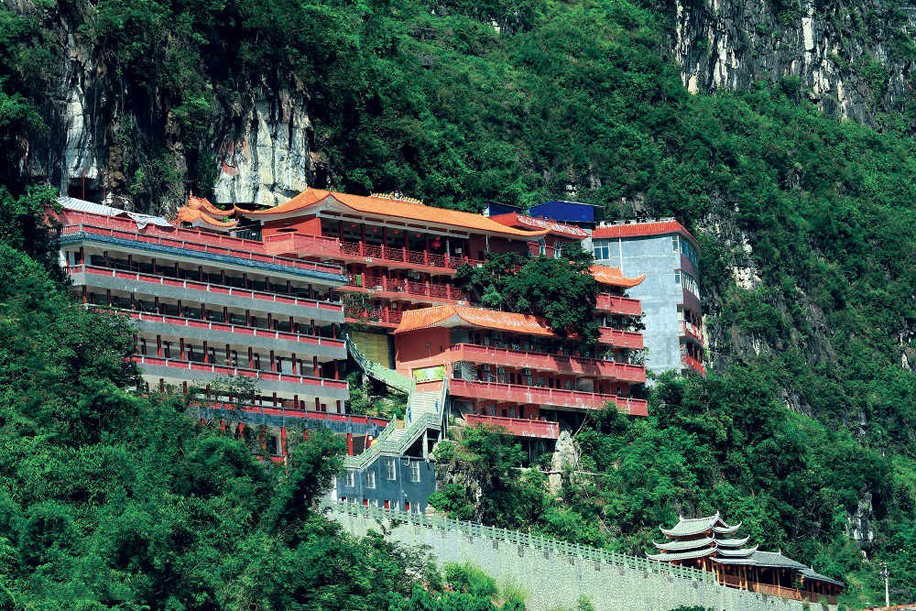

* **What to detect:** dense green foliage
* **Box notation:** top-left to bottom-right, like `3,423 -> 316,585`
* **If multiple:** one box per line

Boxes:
0,0 -> 913,607
455,244 -> 600,341
434,371 -> 915,607
0,191 -> 514,609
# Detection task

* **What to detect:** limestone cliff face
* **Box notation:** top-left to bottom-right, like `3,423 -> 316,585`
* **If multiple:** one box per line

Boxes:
669,0 -> 915,124
13,0 -> 319,212
211,92 -> 318,206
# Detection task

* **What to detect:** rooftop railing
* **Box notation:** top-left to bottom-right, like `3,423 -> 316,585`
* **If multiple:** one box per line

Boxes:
68,264 -> 343,313
59,215 -> 342,275
324,500 -> 714,584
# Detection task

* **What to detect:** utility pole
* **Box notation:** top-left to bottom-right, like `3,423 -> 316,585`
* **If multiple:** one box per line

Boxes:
881,562 -> 889,607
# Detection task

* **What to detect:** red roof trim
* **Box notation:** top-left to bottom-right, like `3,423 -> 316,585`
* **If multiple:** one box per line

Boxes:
489,212 -> 589,239
593,220 -> 699,248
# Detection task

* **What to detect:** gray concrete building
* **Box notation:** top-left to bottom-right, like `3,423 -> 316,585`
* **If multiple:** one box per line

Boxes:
590,219 -> 706,377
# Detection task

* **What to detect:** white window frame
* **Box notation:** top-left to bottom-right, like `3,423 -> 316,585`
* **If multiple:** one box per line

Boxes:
385,458 -> 397,481
365,470 -> 376,489
345,470 -> 356,487
410,462 -> 421,483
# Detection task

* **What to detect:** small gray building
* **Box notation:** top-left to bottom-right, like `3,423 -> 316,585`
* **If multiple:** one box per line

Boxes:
590,219 -> 706,377
333,454 -> 437,513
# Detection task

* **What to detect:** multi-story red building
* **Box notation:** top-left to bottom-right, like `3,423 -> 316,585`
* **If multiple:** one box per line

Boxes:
391,299 -> 646,448
54,197 -> 392,461
108,188 -> 648,508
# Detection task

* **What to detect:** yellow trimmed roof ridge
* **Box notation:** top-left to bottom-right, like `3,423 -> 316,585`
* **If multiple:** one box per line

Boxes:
235,188 -> 548,238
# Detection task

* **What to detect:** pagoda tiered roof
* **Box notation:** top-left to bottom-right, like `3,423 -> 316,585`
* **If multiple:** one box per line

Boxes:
647,511 -> 844,591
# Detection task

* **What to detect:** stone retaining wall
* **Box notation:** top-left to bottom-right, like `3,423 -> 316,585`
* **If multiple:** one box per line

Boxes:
327,503 -> 835,611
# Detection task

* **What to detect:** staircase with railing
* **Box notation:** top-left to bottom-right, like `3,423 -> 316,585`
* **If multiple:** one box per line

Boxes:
344,337 -> 449,470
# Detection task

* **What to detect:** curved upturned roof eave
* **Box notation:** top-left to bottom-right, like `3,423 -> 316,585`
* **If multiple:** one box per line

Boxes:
715,545 -> 758,558
715,536 -> 750,548
646,546 -> 717,562
711,522 -> 742,535
652,536 -> 714,551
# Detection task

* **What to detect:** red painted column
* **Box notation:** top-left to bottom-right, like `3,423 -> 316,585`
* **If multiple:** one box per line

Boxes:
313,356 -> 319,376
346,433 -> 354,456
179,338 -> 186,360
156,335 -> 162,357
281,427 -> 288,456
237,422 -> 244,438
202,341 -> 209,363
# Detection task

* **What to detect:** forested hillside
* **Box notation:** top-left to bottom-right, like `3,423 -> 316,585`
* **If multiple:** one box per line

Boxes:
0,189 -> 525,608
0,0 -> 914,608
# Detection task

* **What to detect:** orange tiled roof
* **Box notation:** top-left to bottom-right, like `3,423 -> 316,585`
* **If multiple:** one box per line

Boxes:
187,194 -> 229,216
174,194 -> 239,229
590,265 -> 645,289
235,188 -> 547,238
394,305 -> 555,337
174,206 -> 238,229
592,220 -> 698,247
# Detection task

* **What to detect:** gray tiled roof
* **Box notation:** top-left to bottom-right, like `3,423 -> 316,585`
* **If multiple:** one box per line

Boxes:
711,550 -> 807,569
653,537 -> 714,551
716,545 -> 757,558
646,546 -> 717,562
716,536 -> 750,548
801,568 -> 845,588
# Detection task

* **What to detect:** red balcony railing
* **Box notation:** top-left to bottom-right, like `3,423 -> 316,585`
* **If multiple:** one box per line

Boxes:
59,215 -> 342,275
679,320 -> 705,344
440,344 -> 645,383
596,293 -> 641,316
264,232 -> 482,273
449,378 -> 648,415
121,310 -> 345,350
345,307 -> 403,327
464,414 -> 560,439
597,327 -> 644,349
345,274 -> 468,303
132,355 -> 349,391
682,354 -> 706,376
68,264 -> 343,313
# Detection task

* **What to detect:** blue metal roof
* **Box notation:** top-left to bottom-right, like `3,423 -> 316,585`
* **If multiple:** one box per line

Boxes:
529,200 -> 598,224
